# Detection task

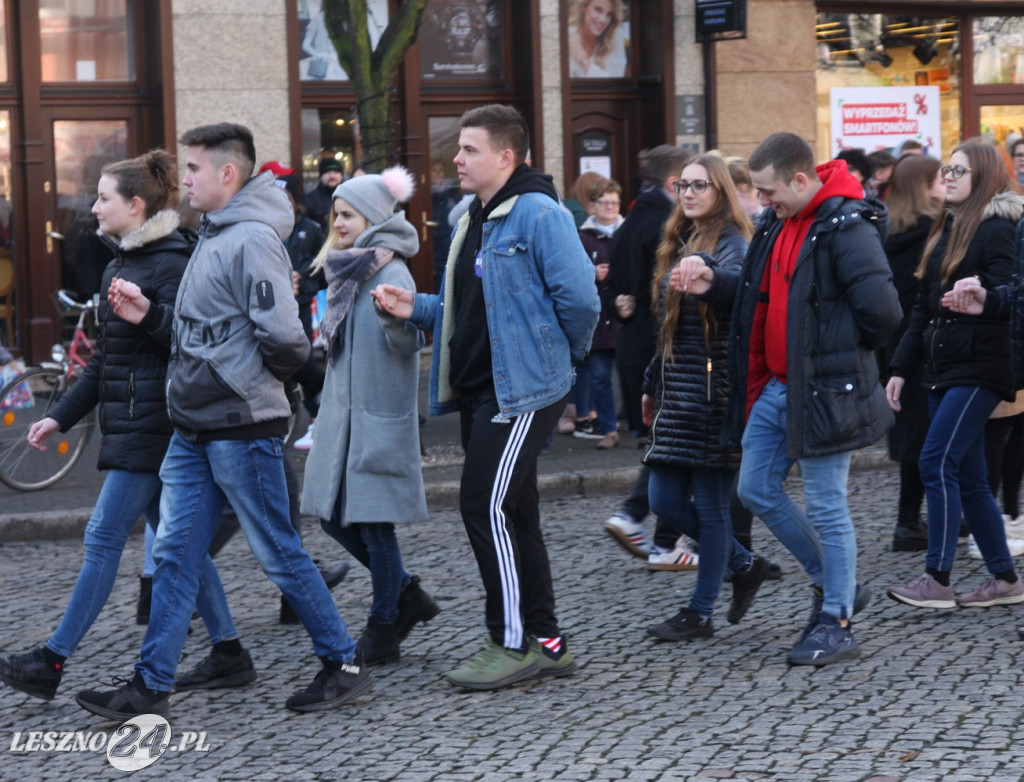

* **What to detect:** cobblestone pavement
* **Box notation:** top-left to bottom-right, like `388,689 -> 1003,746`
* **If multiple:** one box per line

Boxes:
0,468 -> 1023,782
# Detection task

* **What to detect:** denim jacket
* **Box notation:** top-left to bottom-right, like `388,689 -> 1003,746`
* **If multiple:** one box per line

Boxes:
410,191 -> 600,417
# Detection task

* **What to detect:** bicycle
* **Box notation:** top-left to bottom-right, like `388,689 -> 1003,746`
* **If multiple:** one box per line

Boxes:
0,290 -> 97,491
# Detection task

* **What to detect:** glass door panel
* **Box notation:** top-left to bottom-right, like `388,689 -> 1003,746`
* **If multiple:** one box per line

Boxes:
0,110 -> 14,346
39,0 -> 133,81
0,0 -> 8,83
52,119 -> 128,301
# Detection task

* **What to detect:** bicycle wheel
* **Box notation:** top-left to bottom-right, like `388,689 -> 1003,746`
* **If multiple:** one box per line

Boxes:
0,366 -> 93,491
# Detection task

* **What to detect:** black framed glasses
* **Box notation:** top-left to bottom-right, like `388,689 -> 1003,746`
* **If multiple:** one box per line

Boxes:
940,164 -> 971,180
674,179 -> 715,194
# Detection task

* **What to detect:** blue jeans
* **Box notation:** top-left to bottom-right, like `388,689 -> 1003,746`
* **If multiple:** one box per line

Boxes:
649,465 -> 753,618
47,469 -> 236,658
737,378 -> 856,621
921,385 -> 1012,573
138,433 -> 356,692
586,349 -> 617,435
321,520 -> 408,623
571,362 -> 592,418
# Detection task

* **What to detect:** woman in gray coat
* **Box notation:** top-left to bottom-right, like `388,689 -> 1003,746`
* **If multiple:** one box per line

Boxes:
300,167 -> 439,665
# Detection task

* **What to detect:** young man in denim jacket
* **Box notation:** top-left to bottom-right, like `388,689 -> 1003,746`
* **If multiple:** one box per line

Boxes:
373,104 -> 599,689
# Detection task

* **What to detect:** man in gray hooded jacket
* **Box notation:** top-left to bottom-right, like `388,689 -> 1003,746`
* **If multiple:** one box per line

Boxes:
77,123 -> 370,720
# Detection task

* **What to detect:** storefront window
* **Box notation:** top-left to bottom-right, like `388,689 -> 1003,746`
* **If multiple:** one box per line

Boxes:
974,17 -> 1024,85
816,13 -> 960,163
419,0 -> 503,81
300,108 -> 359,192
39,0 -> 133,82
0,1 -> 8,83
297,0 -> 389,81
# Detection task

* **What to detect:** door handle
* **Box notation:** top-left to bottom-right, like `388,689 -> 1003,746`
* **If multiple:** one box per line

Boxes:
45,221 -> 64,253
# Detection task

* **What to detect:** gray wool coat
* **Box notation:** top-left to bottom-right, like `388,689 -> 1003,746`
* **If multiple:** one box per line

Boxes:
300,258 -> 428,526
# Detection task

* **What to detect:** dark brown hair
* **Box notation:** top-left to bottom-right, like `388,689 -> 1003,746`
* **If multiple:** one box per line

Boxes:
101,149 -> 179,219
459,105 -> 530,166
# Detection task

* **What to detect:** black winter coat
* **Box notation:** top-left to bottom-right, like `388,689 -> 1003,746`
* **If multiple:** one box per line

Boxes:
985,216 -> 1024,391
719,196 -> 901,459
578,217 -> 622,352
608,188 -> 674,361
286,214 -> 326,304
890,193 -> 1024,402
641,228 -> 748,470
49,210 -> 193,472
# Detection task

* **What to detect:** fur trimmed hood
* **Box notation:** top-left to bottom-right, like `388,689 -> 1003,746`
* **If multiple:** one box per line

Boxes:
983,191 -> 1024,224
97,209 -> 181,251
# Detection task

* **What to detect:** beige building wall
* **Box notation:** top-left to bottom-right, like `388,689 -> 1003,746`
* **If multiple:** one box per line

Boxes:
713,0 -> 817,157
171,0 -> 292,166
538,0 -> 566,194
674,0 -> 704,149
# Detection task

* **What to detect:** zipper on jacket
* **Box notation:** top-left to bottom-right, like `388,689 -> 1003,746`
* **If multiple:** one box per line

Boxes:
128,371 -> 135,420
706,356 -> 713,403
643,351 -> 668,462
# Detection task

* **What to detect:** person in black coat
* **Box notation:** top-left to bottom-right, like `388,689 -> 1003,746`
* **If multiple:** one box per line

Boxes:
888,143 -> 1024,611
878,154 -> 944,552
0,151 -> 255,703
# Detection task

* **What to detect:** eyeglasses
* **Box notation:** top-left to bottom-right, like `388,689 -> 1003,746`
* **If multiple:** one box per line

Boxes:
674,179 -> 715,195
940,164 -> 972,180
593,199 -> 621,207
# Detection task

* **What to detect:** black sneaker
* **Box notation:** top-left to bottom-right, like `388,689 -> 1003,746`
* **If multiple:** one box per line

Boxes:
647,608 -> 714,641
798,583 -> 871,643
76,672 -> 170,720
728,555 -> 769,625
572,418 -> 602,440
395,576 -> 440,642
0,648 -> 62,701
285,652 -> 374,713
175,648 -> 257,692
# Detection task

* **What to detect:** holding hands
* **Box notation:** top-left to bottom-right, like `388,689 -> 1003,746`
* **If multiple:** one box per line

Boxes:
107,278 -> 151,325
370,284 -> 414,319
940,276 -> 987,315
670,255 -> 715,295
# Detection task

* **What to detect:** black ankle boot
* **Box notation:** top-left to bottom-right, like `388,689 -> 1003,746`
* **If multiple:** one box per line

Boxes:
394,576 -> 440,642
892,519 -> 929,551
136,576 -> 152,625
279,596 -> 300,625
358,618 -> 400,666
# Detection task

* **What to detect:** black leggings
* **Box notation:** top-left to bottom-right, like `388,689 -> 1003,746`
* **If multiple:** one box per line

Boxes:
986,412 -> 1024,518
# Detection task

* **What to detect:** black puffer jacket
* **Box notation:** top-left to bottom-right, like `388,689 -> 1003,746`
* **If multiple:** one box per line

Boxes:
642,228 -> 748,470
890,193 -> 1024,401
719,190 -> 901,459
49,210 -> 193,472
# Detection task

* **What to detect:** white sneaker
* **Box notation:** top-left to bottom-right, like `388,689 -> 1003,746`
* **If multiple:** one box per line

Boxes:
967,534 -> 1024,560
603,513 -> 651,559
293,422 -> 316,451
1004,514 -> 1024,540
647,537 -> 699,571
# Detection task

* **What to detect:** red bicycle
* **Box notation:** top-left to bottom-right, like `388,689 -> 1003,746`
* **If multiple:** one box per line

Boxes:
0,290 -> 97,490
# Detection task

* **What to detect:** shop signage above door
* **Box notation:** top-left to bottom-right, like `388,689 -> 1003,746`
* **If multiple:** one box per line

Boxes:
695,0 -> 746,42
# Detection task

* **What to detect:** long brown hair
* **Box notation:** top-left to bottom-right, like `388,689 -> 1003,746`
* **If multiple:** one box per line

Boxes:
652,154 -> 753,355
917,143 -> 1014,282
885,155 -> 942,235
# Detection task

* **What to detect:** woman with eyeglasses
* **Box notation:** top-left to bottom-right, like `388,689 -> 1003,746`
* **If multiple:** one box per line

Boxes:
886,143 -> 1024,611
573,177 -> 624,448
642,154 -> 770,642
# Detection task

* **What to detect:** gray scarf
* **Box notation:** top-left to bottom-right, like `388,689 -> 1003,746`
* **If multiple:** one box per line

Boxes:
320,246 -> 393,362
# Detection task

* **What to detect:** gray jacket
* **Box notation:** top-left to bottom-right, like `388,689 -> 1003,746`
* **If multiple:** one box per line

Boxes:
167,172 -> 310,434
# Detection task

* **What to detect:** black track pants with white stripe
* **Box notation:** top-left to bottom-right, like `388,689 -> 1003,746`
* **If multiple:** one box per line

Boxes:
458,392 -> 566,651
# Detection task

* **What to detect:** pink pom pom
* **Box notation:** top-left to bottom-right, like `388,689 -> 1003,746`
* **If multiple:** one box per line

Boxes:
379,166 -> 416,204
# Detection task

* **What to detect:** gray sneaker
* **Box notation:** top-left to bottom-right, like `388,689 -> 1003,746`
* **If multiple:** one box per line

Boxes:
887,573 -> 955,609
956,577 -> 1024,607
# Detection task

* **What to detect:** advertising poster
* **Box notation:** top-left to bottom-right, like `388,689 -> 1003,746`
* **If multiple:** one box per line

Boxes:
829,86 -> 941,159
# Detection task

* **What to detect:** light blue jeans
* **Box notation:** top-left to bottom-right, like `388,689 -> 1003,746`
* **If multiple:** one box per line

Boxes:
46,469 -> 237,658
737,378 -> 856,621
137,433 -> 356,692
649,465 -> 753,618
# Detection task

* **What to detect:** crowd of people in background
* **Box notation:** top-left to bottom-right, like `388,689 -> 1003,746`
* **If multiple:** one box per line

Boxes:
3,104 -> 1024,720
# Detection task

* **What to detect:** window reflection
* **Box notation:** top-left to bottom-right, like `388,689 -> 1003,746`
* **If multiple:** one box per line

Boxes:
39,0 -> 133,82
300,108 -> 358,197
974,17 -> 1024,85
0,1 -> 7,83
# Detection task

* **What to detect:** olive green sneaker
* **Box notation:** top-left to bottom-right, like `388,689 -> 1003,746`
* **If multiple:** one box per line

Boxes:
445,638 -> 539,690
529,637 -> 578,678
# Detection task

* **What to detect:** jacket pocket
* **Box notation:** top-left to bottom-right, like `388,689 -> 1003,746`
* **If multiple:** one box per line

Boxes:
489,239 -> 531,293
352,411 -> 417,478
807,375 -> 860,447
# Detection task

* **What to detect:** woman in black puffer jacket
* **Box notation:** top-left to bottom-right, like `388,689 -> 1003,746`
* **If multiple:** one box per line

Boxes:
641,154 -> 768,643
887,143 -> 1024,611
0,151 -> 248,703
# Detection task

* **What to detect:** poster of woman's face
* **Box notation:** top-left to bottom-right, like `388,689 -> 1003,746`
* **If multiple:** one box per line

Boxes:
567,0 -> 630,79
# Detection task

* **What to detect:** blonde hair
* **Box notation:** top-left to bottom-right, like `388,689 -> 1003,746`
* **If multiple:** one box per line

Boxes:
652,154 -> 753,356
572,0 -> 625,69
